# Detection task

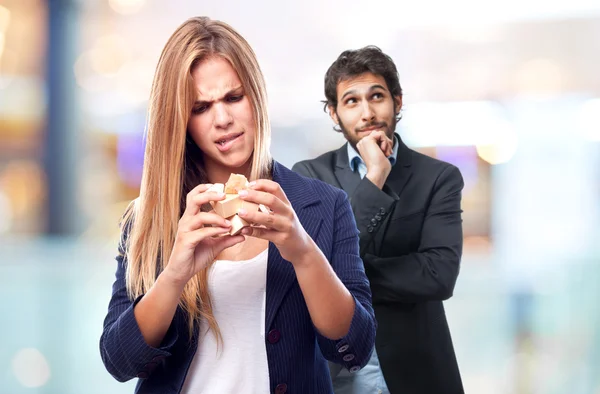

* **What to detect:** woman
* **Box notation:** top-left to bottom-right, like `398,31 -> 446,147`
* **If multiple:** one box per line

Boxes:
99,17 -> 375,394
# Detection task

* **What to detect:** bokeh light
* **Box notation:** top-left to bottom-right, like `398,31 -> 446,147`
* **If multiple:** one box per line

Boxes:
11,348 -> 51,388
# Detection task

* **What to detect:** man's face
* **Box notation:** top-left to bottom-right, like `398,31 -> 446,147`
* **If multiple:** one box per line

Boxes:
329,72 -> 402,150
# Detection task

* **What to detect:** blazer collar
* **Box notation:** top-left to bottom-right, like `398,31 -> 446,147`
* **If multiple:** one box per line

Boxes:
272,160 -> 320,210
266,160 -> 323,331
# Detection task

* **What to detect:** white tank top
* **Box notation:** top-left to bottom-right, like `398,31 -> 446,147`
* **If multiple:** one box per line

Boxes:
180,248 -> 270,394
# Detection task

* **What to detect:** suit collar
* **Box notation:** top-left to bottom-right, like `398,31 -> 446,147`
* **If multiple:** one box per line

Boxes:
333,146 -> 361,196
386,134 -> 412,197
335,142 -> 350,169
394,133 -> 412,168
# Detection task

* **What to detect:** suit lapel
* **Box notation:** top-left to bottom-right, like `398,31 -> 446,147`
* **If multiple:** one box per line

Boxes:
385,135 -> 413,198
265,161 -> 323,330
333,144 -> 362,197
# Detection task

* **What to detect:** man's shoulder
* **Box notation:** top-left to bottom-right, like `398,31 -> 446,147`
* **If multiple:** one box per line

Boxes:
407,146 -> 461,178
292,149 -> 339,178
279,159 -> 344,195
294,149 -> 338,168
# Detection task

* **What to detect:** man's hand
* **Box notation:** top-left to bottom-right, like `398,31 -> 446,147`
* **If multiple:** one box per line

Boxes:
356,130 -> 393,189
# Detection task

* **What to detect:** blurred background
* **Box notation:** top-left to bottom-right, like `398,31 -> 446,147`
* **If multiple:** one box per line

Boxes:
0,0 -> 599,393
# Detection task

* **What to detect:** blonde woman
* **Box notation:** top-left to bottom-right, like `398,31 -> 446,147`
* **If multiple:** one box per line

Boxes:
99,17 -> 375,394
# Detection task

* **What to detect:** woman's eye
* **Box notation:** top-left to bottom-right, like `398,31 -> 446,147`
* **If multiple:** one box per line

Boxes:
228,95 -> 243,102
192,105 -> 209,114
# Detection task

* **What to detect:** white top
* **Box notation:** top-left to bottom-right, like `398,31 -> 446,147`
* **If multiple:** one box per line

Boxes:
180,248 -> 270,394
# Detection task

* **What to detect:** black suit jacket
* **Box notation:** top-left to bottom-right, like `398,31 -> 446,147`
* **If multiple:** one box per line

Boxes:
293,135 -> 464,394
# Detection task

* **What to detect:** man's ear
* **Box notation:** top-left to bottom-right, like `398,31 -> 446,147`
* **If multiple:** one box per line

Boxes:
394,95 -> 403,115
328,105 -> 339,124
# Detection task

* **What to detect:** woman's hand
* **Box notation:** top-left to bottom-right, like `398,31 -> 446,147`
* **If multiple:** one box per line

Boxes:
163,184 -> 245,287
236,180 -> 316,264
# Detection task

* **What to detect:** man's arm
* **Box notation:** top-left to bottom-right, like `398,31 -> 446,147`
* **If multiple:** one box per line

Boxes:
357,165 -> 464,303
349,176 -> 397,251
294,149 -> 464,302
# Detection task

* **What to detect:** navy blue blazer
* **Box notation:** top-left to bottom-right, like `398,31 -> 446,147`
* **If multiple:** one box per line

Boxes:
99,161 -> 376,394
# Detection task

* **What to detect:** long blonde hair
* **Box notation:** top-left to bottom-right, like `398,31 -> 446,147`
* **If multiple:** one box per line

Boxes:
121,17 -> 272,343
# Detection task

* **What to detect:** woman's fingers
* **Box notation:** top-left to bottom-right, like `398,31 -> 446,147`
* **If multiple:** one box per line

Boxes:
180,212 -> 232,232
178,226 -> 232,247
183,184 -> 227,216
211,233 -> 246,252
238,208 -> 285,231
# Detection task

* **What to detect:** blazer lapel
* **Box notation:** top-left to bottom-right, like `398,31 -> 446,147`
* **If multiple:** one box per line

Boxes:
265,161 -> 323,330
384,134 -> 413,198
333,144 -> 362,198
265,242 -> 293,331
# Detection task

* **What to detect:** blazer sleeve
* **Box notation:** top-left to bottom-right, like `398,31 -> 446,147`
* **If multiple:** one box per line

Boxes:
99,224 -> 180,382
315,189 -> 377,371
349,177 -> 398,252
361,165 -> 464,303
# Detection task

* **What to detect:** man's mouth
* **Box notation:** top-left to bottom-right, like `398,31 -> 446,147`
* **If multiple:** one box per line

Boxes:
357,124 -> 387,133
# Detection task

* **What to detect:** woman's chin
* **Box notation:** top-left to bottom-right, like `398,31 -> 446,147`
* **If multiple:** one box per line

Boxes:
220,153 -> 252,170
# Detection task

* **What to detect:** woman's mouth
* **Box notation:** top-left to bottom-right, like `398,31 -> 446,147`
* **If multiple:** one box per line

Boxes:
215,132 -> 244,152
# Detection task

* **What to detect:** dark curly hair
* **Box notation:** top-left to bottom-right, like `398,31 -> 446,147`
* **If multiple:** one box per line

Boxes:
323,46 -> 402,123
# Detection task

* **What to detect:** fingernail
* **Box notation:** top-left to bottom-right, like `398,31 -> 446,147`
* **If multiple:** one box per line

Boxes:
248,181 -> 256,187
238,190 -> 248,197
238,208 -> 247,216
225,219 -> 231,226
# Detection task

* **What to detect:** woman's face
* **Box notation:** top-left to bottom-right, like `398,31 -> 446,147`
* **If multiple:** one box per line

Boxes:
188,56 -> 256,177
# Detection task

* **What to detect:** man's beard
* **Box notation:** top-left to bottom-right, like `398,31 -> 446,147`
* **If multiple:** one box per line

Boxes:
338,112 -> 397,153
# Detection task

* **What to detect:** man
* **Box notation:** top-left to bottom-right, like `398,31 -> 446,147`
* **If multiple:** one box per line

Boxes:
292,46 -> 464,394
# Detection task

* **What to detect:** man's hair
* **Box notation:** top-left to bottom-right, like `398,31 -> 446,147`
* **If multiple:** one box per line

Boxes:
323,45 -> 402,114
